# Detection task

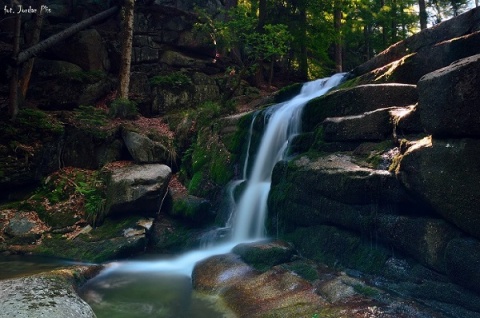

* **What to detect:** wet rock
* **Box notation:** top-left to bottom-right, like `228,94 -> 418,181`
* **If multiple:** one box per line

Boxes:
397,137 -> 480,239
303,84 -> 418,132
232,240 -> 295,271
105,164 -> 172,217
417,54 -> 480,137
0,266 -> 100,318
193,253 -> 255,293
168,191 -> 213,226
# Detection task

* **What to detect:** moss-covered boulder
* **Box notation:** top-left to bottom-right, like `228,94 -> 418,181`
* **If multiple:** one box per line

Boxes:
396,137 -> 480,239
302,84 -> 418,132
232,240 -> 295,271
417,54 -> 480,137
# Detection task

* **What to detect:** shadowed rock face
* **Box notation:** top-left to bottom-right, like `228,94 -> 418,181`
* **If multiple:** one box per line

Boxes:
417,54 -> 480,137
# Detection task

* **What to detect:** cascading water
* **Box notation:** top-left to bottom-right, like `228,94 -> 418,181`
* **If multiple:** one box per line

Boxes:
80,74 -> 346,317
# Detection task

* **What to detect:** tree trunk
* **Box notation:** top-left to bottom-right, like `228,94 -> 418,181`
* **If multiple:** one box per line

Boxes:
15,6 -> 118,65
418,0 -> 428,30
334,0 -> 343,73
8,5 -> 21,120
298,0 -> 308,80
118,0 -> 135,99
19,0 -> 45,98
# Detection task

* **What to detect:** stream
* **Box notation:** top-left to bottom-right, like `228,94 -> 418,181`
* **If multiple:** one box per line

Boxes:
34,74 -> 346,317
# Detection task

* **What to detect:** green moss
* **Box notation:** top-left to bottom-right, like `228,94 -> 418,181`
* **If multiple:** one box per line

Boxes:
150,72 -> 192,88
108,98 -> 139,120
274,83 -> 303,103
352,283 -> 381,298
283,261 -> 319,282
285,225 -> 390,274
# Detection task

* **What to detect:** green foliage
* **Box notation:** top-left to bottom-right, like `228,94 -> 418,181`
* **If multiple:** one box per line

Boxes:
75,180 -> 106,227
0,108 -> 64,144
108,98 -> 138,119
149,72 -> 192,89
74,105 -> 108,127
20,168 -> 107,228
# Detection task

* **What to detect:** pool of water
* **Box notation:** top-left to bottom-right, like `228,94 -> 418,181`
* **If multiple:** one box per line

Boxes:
0,254 -> 80,280
79,270 -> 233,318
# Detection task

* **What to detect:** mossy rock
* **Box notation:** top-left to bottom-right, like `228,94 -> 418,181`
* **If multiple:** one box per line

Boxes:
170,195 -> 213,226
274,83 -> 303,103
285,225 -> 391,274
232,240 -> 295,272
34,216 -> 147,262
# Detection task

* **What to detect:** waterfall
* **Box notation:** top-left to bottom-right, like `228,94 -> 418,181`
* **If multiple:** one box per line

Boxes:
97,73 -> 346,277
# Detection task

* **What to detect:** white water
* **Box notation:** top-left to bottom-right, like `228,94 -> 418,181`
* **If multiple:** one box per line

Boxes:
98,73 -> 346,278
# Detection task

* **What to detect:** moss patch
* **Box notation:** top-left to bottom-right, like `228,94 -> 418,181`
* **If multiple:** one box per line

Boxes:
285,225 -> 391,274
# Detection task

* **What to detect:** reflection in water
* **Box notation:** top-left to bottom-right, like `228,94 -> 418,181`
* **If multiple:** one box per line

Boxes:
80,268 -> 232,318
0,255 -> 88,280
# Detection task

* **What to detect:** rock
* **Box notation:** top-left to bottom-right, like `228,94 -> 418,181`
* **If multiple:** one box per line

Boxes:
152,87 -> 191,114
4,211 -> 49,244
37,217 -> 149,263
358,30 -> 480,85
303,84 -> 418,132
105,164 -> 172,217
0,266 -> 99,318
376,215 -> 462,273
391,105 -> 424,136
352,7 -> 480,76
232,240 -> 295,271
32,59 -> 83,79
122,130 -> 172,164
397,137 -> 480,239
322,107 -> 404,142
192,253 -> 255,293
417,54 -> 480,137
271,154 -> 408,206
445,238 -> 480,294
50,29 -> 109,71
160,50 -> 207,68
169,191 -> 213,225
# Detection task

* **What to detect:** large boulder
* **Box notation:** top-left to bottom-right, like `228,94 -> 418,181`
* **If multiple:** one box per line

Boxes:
0,266 -> 99,318
417,54 -> 480,137
105,164 -> 172,217
49,29 -> 109,71
396,137 -> 480,239
302,84 -> 418,132
322,107 -> 405,142
354,30 -> 480,85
